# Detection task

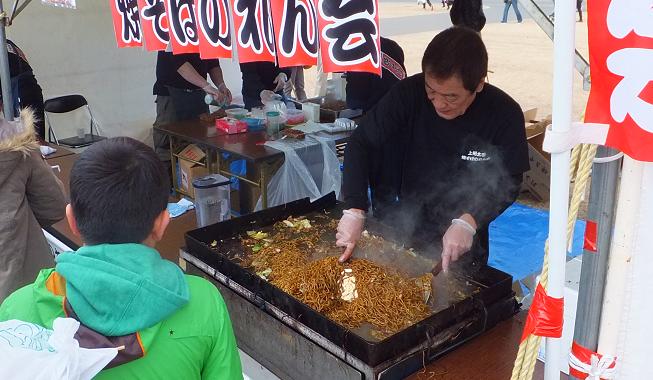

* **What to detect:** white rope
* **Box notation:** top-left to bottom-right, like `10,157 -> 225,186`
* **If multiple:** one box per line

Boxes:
593,152 -> 623,164
569,352 -> 617,380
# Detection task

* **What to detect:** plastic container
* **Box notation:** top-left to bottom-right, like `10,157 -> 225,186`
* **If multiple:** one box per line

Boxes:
285,109 -> 305,125
216,118 -> 248,134
225,108 -> 248,120
266,111 -> 282,140
263,99 -> 287,114
192,174 -> 231,227
251,107 -> 266,119
243,117 -> 266,132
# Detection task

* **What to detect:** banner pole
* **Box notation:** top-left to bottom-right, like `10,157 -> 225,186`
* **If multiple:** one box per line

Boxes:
544,0 -> 576,378
0,0 -> 14,120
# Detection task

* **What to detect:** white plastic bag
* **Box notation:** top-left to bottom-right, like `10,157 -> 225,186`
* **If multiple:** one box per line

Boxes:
0,318 -> 118,380
312,135 -> 342,199
256,135 -> 341,210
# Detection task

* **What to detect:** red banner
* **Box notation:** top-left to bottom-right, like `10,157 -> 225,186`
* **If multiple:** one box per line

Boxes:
110,0 -> 143,48
163,0 -> 200,54
583,220 -> 598,253
585,0 -> 653,162
194,0 -> 233,59
270,0 -> 319,68
520,284 -> 564,343
231,0 -> 276,63
138,0 -> 170,51
315,0 -> 381,75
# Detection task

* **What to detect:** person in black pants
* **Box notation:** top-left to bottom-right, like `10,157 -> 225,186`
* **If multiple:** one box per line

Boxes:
1,40 -> 45,141
450,0 -> 486,32
152,51 -> 231,162
577,0 -> 583,22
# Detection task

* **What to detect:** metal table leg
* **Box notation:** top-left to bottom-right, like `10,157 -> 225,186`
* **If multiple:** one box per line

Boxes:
169,134 -> 179,196
260,163 -> 268,210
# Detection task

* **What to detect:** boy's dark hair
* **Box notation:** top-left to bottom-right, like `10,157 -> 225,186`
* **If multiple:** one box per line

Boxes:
70,137 -> 169,245
421,26 -> 488,92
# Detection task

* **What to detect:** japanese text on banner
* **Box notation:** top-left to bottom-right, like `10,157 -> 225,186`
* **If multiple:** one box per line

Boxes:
270,0 -> 319,67
164,0 -> 200,54
585,0 -> 653,161
138,0 -> 170,51
110,0 -> 143,48
315,0 -> 381,75
231,0 -> 276,63
194,0 -> 233,59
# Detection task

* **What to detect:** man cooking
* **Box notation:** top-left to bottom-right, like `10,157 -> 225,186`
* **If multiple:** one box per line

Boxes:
336,26 -> 530,271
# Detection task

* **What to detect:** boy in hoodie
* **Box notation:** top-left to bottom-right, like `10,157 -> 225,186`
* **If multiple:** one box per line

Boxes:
0,137 -> 243,379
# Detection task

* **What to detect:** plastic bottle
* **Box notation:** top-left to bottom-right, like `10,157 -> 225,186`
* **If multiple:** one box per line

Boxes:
204,94 -> 226,108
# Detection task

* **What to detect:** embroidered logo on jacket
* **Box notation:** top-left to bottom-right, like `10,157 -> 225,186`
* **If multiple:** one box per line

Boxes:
461,150 -> 490,162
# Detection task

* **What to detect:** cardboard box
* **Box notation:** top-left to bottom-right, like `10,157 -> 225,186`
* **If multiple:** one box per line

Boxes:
522,110 -> 552,202
178,158 -> 208,198
178,144 -> 206,163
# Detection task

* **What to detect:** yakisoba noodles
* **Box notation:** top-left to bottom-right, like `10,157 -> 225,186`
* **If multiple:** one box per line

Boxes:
244,216 -> 432,338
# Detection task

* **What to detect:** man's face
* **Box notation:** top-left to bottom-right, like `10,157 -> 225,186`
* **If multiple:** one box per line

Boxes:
424,74 -> 482,120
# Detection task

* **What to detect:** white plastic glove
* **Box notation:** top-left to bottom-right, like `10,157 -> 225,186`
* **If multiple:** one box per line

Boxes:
273,72 -> 288,92
441,218 -> 476,272
336,209 -> 365,263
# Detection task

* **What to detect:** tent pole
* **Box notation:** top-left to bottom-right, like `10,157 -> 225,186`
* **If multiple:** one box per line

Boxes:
597,157 -> 644,364
544,0 -> 576,378
569,147 -> 621,380
0,0 -> 14,120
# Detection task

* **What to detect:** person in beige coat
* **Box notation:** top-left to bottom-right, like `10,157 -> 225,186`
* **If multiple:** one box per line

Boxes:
0,109 -> 66,301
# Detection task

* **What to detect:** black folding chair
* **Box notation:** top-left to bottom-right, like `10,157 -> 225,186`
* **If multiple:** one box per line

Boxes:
44,95 -> 106,148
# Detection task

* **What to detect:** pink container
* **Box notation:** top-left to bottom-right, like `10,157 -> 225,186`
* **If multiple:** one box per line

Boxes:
285,109 -> 305,125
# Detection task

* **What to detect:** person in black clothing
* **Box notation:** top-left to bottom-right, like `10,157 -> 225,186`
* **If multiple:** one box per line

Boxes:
152,51 -> 231,160
450,0 -> 486,32
240,62 -> 291,110
345,37 -> 406,113
336,27 -> 529,271
1,40 -> 45,141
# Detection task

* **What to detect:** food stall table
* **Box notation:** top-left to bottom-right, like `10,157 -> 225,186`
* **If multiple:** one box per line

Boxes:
43,143 -> 75,160
154,119 -> 283,211
154,118 -> 350,212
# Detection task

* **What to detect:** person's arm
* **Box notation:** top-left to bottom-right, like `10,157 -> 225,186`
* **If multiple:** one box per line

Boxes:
272,67 -> 292,93
207,65 -> 232,105
25,151 -> 66,227
206,59 -> 224,86
177,62 -> 211,88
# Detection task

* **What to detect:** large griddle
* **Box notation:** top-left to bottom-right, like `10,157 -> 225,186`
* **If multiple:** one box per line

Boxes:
184,192 -> 517,367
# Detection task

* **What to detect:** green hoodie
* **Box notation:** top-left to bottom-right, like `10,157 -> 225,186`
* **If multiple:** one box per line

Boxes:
0,244 -> 243,380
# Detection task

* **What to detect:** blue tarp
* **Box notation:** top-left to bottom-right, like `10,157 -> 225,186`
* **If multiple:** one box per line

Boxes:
488,203 -> 586,283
